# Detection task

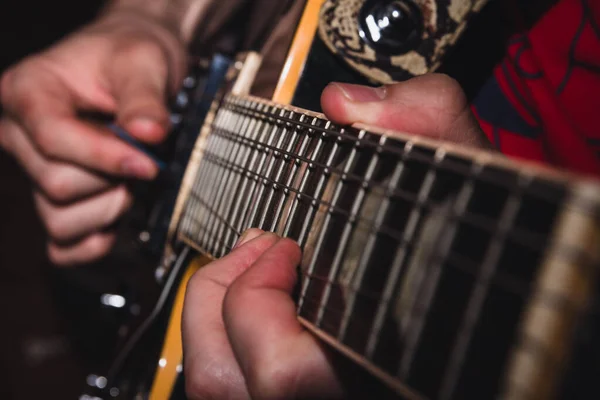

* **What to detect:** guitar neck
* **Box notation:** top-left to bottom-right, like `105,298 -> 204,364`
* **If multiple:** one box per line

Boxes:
176,93 -> 600,399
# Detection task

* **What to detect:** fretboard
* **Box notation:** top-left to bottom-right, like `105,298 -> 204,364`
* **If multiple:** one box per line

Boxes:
176,93 -> 600,399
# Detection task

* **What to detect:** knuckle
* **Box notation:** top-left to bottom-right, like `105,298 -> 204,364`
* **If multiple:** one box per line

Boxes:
118,39 -> 165,65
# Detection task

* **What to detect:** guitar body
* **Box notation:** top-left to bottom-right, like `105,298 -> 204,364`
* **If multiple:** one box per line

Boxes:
82,1 -> 600,399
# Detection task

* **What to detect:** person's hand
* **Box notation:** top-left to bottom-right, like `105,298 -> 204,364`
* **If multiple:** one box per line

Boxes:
321,73 -> 493,150
183,74 -> 492,399
183,229 -> 345,399
0,11 -> 186,266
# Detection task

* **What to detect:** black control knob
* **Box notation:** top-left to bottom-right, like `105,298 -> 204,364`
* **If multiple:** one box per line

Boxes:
359,0 -> 422,55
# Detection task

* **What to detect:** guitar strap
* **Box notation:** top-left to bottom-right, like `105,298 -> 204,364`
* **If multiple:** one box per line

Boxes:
187,0 -> 493,98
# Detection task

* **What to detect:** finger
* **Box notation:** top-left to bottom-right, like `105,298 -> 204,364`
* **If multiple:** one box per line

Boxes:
183,230 -> 278,400
47,231 -> 116,267
321,74 -> 493,149
1,118 -> 114,203
1,63 -> 160,179
108,41 -> 172,144
35,185 -> 132,243
223,238 -> 344,399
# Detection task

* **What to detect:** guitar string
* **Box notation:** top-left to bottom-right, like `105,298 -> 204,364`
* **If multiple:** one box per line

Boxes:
178,96 -> 600,389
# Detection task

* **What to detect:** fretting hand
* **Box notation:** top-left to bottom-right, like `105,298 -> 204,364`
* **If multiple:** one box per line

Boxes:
182,75 -> 492,399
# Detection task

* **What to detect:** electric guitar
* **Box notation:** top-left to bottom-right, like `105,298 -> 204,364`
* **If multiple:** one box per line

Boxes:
81,0 -> 600,399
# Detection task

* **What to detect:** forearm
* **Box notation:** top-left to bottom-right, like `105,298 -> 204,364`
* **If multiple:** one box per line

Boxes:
101,0 -> 211,44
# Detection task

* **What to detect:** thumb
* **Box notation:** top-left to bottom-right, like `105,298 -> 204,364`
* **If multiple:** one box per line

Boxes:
108,42 -> 172,144
321,73 -> 493,150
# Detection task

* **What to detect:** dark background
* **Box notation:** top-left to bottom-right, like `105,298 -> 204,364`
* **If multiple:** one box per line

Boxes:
0,2 -> 130,399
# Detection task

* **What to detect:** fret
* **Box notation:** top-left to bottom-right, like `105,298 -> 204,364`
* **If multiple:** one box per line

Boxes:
268,113 -> 305,233
278,115 -> 315,237
297,129 -> 366,323
315,134 -> 386,331
224,101 -> 271,249
193,141 -> 225,250
283,119 -> 331,247
240,105 -> 281,233
438,176 -> 526,400
231,101 -> 274,240
208,107 -> 251,255
397,163 -> 479,381
255,109 -> 294,230
200,108 -> 243,253
217,101 -> 265,254
295,123 -> 338,248
211,102 -> 261,256
363,159 -> 410,360
339,143 -> 441,355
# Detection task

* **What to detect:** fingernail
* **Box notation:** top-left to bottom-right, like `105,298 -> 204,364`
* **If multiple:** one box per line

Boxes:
121,157 -> 157,179
332,83 -> 387,102
233,229 -> 265,249
126,117 -> 162,134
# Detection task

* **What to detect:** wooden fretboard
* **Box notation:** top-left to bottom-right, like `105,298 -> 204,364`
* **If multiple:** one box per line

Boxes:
175,93 -> 600,399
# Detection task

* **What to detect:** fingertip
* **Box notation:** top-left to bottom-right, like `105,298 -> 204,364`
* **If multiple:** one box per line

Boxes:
121,155 -> 159,180
320,83 -> 353,125
123,116 -> 169,144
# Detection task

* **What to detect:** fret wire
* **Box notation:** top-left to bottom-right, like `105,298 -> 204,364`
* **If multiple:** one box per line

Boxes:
296,124 -> 334,248
219,103 -> 265,253
222,100 -> 267,241
211,105 -> 257,256
316,133 -> 384,329
226,102 -> 272,247
360,148 -> 440,358
269,115 -> 305,233
240,108 -> 281,233
297,129 -> 365,317
398,167 -> 479,379
281,117 -> 324,244
205,108 -> 245,254
281,122 -> 313,237
438,180 -> 526,400
257,109 -> 293,230
362,160 -> 410,359
337,143 -> 424,344
200,109 -> 241,253
215,104 -> 253,253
